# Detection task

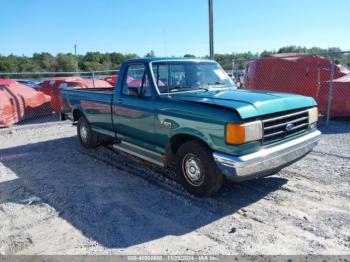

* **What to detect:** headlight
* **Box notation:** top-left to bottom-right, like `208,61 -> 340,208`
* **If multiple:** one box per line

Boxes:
226,120 -> 263,145
308,107 -> 318,124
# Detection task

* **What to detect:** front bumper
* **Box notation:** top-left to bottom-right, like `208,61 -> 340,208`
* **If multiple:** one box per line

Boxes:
213,130 -> 321,182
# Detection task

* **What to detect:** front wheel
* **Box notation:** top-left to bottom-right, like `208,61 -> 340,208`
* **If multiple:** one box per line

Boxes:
175,141 -> 223,197
77,116 -> 100,148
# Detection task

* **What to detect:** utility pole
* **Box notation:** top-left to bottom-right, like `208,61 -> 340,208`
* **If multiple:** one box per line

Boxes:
208,0 -> 214,59
74,44 -> 78,72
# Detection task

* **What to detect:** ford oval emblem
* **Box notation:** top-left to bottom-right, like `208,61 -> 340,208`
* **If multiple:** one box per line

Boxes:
286,123 -> 295,132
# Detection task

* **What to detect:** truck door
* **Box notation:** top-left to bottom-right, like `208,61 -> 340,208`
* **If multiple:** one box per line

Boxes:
112,63 -> 156,148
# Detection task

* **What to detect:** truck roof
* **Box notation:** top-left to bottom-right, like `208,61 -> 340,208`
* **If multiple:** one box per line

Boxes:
125,57 -> 215,63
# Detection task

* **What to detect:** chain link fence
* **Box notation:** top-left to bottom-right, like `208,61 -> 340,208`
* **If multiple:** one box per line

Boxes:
231,51 -> 350,126
0,70 -> 118,127
1,52 -> 350,128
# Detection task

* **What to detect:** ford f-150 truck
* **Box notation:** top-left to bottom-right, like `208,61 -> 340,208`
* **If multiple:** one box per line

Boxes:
61,58 -> 321,197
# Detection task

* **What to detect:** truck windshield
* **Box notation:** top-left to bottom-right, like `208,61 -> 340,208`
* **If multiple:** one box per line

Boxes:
151,61 -> 236,93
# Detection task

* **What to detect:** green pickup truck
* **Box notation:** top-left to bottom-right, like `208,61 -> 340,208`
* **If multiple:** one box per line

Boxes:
61,58 -> 321,197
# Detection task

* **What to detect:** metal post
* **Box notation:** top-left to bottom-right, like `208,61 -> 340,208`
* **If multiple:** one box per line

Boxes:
92,71 -> 96,88
232,60 -> 235,79
208,0 -> 214,59
326,55 -> 335,126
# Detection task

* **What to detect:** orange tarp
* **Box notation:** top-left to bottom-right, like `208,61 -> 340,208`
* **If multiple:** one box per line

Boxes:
244,53 -> 350,117
0,79 -> 51,127
38,77 -> 112,112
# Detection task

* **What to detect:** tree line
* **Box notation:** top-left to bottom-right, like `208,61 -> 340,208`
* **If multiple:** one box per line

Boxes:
0,46 -> 349,73
0,52 -> 139,73
213,46 -> 350,70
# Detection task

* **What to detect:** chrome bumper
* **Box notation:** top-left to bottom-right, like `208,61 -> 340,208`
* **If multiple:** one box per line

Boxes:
213,130 -> 321,182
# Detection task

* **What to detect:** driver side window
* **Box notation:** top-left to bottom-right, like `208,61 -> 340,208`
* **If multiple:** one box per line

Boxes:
122,64 -> 152,97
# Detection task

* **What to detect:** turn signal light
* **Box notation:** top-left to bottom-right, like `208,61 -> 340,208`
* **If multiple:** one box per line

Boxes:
226,121 -> 263,145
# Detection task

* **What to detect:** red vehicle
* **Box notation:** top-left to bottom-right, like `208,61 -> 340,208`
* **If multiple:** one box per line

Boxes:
38,77 -> 112,113
104,75 -> 118,86
0,79 -> 51,127
244,53 -> 350,117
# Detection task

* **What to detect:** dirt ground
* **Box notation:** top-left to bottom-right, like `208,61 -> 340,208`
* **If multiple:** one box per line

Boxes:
0,120 -> 349,255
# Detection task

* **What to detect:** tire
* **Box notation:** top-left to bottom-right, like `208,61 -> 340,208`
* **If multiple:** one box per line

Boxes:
175,140 -> 223,197
77,116 -> 100,148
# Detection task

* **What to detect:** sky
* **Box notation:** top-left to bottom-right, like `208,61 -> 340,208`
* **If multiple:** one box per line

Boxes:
0,0 -> 349,57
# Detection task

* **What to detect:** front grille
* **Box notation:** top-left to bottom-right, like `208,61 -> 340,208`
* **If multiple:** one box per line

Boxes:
262,109 -> 309,144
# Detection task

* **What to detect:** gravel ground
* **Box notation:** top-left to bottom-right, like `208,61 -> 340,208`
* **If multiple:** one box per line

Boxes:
0,120 -> 349,255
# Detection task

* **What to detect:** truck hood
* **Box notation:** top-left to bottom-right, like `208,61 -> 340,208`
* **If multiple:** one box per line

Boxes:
166,89 -> 317,119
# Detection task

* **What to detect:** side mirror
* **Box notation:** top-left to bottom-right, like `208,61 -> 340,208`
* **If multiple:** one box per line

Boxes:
127,86 -> 141,97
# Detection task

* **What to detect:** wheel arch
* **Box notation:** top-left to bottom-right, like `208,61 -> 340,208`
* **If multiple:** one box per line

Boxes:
72,105 -> 86,122
166,131 -> 212,163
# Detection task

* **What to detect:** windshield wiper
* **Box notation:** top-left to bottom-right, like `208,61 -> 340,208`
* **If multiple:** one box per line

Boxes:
205,81 -> 225,86
168,86 -> 209,93
202,82 -> 230,90
168,85 -> 185,91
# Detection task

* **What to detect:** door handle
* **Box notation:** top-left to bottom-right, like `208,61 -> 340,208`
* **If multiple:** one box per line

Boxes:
114,99 -> 123,105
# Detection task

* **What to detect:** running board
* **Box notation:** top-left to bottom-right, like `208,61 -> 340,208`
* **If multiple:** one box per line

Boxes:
112,141 -> 164,167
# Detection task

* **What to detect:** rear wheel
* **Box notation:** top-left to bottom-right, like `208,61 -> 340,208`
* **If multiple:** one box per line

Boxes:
77,116 -> 100,148
175,140 -> 223,197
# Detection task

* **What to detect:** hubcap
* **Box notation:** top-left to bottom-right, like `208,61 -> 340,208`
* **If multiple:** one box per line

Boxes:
182,154 -> 204,186
80,124 -> 88,143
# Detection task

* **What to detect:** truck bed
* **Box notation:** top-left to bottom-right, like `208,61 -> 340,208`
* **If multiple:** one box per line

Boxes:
61,87 -> 115,132
69,87 -> 114,94
61,87 -> 114,101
